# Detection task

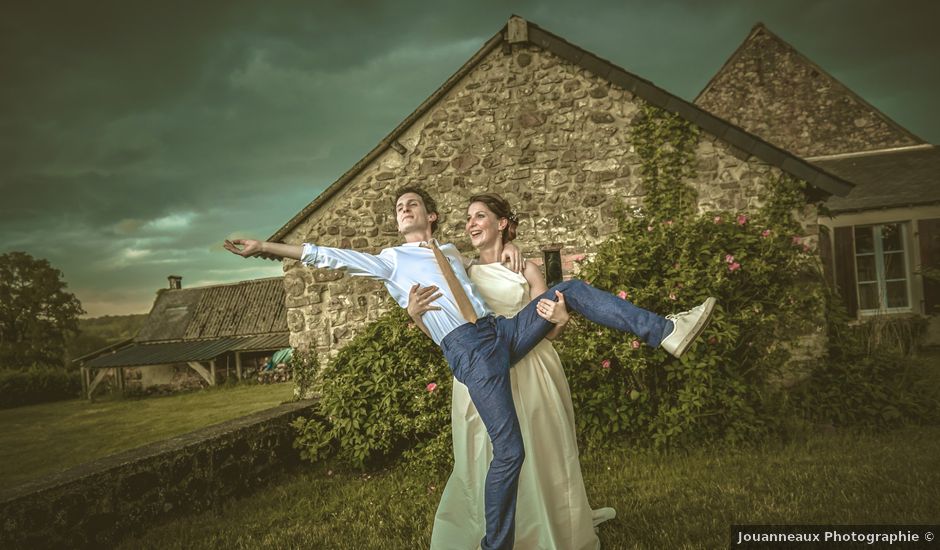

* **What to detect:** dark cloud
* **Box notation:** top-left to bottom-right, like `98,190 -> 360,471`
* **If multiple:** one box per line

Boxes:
1,0 -> 936,315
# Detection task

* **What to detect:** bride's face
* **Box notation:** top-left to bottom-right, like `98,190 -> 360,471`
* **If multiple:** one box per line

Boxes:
466,201 -> 507,249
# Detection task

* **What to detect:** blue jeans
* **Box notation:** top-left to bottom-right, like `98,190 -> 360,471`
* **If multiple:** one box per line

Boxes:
439,280 -> 671,550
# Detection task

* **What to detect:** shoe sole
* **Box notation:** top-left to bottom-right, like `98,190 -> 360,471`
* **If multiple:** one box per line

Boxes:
672,297 -> 716,358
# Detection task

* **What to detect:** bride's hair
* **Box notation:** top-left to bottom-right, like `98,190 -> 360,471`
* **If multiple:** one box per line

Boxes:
468,193 -> 518,243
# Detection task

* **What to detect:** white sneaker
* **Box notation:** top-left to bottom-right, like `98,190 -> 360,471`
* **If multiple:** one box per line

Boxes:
661,297 -> 716,358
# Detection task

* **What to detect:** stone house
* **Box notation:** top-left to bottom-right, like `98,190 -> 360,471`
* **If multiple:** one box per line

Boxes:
78,276 -> 290,397
696,23 -> 940,342
269,16 -> 853,356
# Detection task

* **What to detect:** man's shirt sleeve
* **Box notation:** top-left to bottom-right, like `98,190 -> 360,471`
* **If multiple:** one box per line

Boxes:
301,243 -> 394,281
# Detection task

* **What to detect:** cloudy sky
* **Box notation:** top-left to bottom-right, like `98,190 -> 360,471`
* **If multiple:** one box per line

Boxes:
3,0 -> 938,317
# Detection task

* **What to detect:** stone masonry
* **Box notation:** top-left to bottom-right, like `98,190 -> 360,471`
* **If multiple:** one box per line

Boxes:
695,25 -> 923,158
282,42 -> 820,356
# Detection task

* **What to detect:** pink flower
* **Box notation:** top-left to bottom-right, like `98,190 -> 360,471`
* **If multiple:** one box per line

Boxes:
792,236 -> 801,245
647,225 -> 654,232
761,229 -> 771,238
664,220 -> 673,226
728,262 -> 741,272
736,214 -> 748,225
713,216 -> 722,224
631,339 -> 640,350
802,244 -> 812,252
669,292 -> 677,301
574,254 -> 586,262
601,359 -> 611,369
426,382 -> 438,392
725,254 -> 735,264
617,290 -> 628,300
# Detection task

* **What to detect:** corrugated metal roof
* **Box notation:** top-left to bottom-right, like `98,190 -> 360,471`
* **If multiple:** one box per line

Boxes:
134,277 -> 287,343
84,335 -> 289,369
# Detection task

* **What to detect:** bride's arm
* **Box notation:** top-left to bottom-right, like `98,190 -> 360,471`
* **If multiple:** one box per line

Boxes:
523,261 -> 569,341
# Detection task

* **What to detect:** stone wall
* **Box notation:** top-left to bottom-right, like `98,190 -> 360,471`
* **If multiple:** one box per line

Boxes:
282,42 -> 820,356
0,400 -> 316,549
695,26 -> 922,157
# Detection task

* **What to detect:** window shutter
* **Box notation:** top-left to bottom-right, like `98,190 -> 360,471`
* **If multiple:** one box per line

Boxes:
833,226 -> 858,317
818,225 -> 834,287
918,218 -> 940,314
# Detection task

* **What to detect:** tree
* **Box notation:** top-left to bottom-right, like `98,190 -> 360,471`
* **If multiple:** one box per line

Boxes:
0,252 -> 85,368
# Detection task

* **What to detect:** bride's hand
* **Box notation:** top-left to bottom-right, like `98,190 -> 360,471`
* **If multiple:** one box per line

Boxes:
407,284 -> 442,319
536,291 -> 569,325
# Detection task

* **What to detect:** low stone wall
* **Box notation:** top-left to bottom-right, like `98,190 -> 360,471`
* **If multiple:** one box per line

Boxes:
0,399 -> 317,549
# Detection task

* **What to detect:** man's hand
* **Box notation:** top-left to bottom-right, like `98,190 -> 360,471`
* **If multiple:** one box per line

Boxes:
536,291 -> 569,325
407,284 -> 443,318
224,239 -> 264,257
501,242 -> 524,273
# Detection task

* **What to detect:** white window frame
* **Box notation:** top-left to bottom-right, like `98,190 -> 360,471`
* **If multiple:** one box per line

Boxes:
854,222 -> 912,315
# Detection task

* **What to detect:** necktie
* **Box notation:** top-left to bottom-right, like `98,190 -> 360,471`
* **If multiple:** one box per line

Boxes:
422,241 -> 478,323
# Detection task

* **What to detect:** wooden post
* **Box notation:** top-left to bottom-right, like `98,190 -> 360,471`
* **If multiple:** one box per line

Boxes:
235,352 -> 243,381
87,368 -> 110,400
210,360 -> 216,386
117,367 -> 125,395
81,367 -> 88,399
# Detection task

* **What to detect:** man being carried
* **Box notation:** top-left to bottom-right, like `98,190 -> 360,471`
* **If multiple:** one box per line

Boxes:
225,186 -> 715,550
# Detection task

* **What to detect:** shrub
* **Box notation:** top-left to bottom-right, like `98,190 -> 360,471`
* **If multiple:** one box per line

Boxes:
0,365 -> 82,408
292,306 -> 453,470
787,301 -> 939,427
556,105 -> 823,449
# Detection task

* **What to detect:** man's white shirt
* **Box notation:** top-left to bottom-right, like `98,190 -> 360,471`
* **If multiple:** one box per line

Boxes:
301,241 -> 493,345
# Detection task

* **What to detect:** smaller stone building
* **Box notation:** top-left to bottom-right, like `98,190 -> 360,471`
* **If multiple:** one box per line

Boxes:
269,17 -> 853,356
696,24 -> 940,341
79,276 -> 290,397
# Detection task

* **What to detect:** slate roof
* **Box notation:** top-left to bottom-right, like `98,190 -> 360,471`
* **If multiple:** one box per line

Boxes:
269,16 -> 853,243
816,146 -> 940,213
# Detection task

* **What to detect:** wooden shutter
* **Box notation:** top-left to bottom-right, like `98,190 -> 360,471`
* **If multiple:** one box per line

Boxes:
818,225 -> 834,288
833,226 -> 858,317
918,218 -> 940,314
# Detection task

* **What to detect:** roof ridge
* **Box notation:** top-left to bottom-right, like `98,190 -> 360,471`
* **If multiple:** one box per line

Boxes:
694,22 -> 767,103
269,16 -> 856,242
807,143 -> 935,161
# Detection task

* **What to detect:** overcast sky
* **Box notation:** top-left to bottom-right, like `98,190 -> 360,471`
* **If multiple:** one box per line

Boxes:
2,0 -> 938,317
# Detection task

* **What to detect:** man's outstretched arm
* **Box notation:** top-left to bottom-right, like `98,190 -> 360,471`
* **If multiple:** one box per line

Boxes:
225,238 -> 393,281
224,239 -> 302,260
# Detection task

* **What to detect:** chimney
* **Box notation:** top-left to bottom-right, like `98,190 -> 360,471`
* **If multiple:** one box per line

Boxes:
168,275 -> 182,290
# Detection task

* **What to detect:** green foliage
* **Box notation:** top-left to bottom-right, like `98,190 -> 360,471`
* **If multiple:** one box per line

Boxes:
290,347 -> 320,401
292,306 -> 453,469
0,252 -> 85,369
558,203 -> 821,449
0,365 -> 82,408
557,105 -> 823,449
787,300 -> 939,427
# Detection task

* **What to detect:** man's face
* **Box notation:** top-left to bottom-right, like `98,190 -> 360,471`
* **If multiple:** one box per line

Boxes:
395,192 -> 437,234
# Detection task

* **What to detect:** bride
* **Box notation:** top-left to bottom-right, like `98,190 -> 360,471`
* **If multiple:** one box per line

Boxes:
408,193 -> 614,549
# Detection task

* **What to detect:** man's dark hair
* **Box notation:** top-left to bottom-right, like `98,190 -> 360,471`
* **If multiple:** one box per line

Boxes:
394,186 -> 440,233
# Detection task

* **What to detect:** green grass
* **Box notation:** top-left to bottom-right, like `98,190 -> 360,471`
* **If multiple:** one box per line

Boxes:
117,425 -> 940,550
0,383 -> 294,487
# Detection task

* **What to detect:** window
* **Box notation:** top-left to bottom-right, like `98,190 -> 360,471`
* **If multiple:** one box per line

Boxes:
854,223 -> 911,313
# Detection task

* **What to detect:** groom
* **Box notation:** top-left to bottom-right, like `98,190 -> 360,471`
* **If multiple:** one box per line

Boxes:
225,186 -> 715,550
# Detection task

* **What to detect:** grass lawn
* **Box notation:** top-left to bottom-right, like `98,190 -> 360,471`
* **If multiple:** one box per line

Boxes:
0,383 -> 294,487
117,425 -> 940,549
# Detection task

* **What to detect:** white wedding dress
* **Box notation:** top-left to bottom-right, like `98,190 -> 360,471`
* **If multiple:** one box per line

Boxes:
430,263 -> 614,549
